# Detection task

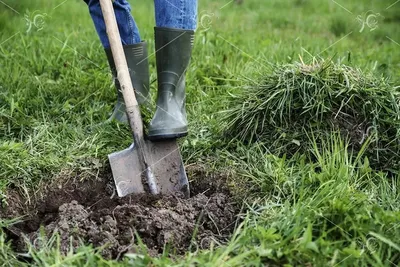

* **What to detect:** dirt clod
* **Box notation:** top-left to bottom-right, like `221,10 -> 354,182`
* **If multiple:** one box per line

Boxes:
1,166 -> 238,259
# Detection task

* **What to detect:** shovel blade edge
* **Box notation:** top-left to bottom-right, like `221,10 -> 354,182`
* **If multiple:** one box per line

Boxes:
145,140 -> 189,198
108,141 -> 189,198
108,144 -> 145,197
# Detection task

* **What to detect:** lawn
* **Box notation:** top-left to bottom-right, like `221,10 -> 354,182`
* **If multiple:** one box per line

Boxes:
0,0 -> 400,266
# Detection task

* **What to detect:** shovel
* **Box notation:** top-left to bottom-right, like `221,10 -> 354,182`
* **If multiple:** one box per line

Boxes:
99,0 -> 189,198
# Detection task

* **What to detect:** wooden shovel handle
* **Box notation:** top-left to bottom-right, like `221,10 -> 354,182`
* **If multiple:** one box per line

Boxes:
99,0 -> 148,138
99,0 -> 138,110
99,0 -> 157,193
99,0 -> 143,136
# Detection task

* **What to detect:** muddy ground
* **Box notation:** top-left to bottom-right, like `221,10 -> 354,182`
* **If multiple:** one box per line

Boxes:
1,165 -> 239,259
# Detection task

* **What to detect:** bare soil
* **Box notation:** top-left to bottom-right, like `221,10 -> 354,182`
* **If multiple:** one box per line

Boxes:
0,165 -> 238,259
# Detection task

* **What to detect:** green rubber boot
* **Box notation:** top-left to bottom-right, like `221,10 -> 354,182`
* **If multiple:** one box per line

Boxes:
105,41 -> 150,123
148,27 -> 195,140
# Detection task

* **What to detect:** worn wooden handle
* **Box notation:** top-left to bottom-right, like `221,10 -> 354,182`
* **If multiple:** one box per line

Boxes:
99,0 -> 138,108
99,0 -> 146,138
99,0 -> 157,193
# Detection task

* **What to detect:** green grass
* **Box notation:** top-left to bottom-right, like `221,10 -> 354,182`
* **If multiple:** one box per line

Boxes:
223,59 -> 400,171
0,0 -> 400,265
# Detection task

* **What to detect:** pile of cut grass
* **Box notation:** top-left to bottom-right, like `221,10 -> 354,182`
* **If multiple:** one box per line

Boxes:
224,59 -> 400,171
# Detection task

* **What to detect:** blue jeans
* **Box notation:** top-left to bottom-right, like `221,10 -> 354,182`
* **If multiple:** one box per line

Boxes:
83,0 -> 197,48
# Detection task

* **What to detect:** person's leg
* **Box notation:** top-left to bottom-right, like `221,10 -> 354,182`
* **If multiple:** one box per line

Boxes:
83,0 -> 149,123
154,0 -> 197,30
84,0 -> 141,47
148,0 -> 197,140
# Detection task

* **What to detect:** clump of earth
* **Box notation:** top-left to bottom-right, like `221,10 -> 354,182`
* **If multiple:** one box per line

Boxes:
1,166 -> 238,259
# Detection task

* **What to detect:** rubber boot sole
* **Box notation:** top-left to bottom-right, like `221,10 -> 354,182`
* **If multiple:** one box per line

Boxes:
147,127 -> 188,141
